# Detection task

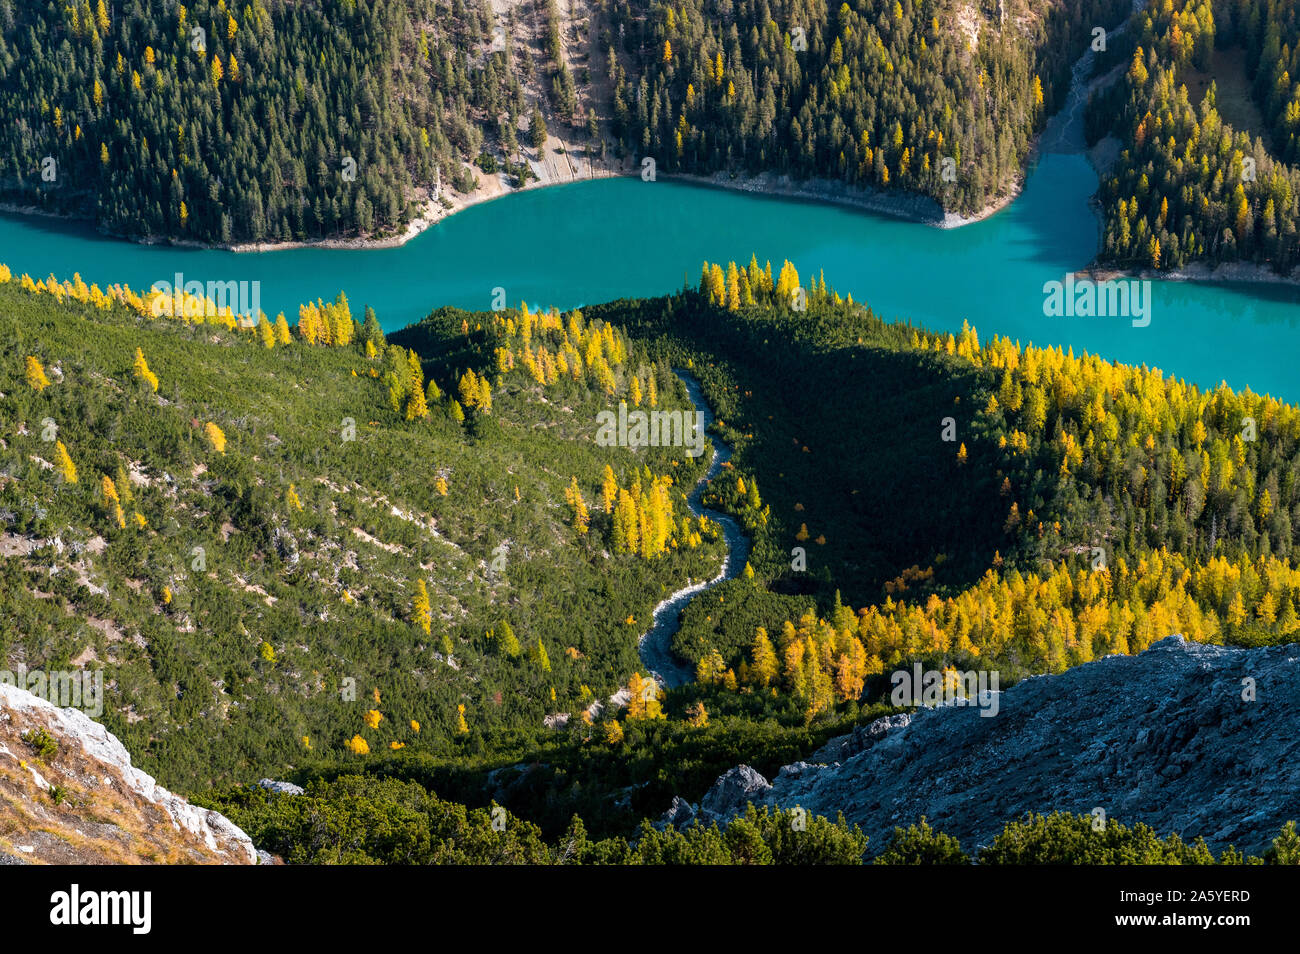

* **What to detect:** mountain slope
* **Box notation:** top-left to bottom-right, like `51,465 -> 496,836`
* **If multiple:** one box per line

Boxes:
682,635 -> 1300,858
0,269 -> 721,789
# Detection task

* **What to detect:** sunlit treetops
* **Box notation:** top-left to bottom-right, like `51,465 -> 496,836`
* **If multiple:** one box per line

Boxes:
698,257 -> 842,312
486,304 -> 635,396
1090,0 -> 1300,271
725,546 -> 1300,718
570,463 -> 714,560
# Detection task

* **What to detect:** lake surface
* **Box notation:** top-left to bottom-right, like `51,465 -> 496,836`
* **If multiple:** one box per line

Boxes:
2,152 -> 1298,400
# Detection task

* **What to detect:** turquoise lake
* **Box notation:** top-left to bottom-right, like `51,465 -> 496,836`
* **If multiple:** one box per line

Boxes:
2,150 -> 1298,399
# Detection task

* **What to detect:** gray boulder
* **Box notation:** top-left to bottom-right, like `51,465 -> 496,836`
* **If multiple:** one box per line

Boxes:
257,779 -> 305,796
660,795 -> 696,828
699,764 -> 772,819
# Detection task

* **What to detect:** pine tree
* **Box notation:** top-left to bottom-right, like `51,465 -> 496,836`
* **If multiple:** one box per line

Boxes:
362,306 -> 384,349
530,106 -> 548,150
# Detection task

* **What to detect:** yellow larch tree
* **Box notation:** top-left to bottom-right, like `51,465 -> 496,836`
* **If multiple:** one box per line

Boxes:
203,421 -> 226,454
133,347 -> 159,392
54,441 -> 77,483
25,356 -> 50,391
601,465 -> 618,514
625,672 -> 664,720
100,475 -> 126,528
413,578 -> 432,635
564,476 -> 590,534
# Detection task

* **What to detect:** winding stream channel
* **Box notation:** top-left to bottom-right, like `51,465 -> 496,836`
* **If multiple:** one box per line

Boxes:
636,371 -> 751,688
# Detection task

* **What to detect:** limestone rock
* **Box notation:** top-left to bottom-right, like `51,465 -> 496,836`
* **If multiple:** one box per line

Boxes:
687,636 -> 1300,859
0,681 -> 256,864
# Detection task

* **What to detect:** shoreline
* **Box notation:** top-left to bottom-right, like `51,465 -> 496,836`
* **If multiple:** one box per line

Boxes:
0,147 -> 625,253
7,157 -> 1298,290
1081,261 -> 1300,288
0,160 -> 1021,255
1081,140 -> 1300,289
659,169 -> 1022,230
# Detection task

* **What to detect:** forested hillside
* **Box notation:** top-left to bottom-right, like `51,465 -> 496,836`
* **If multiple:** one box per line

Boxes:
1087,0 -> 1300,272
0,0 -> 596,244
607,0 -> 1132,214
0,263 -> 726,787
196,777 -> 1300,864
603,259 -> 1300,725
0,0 -> 1140,245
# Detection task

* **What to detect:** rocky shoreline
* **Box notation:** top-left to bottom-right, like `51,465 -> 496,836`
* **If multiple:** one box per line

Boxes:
1081,260 -> 1300,287
661,169 -> 1021,229
1,159 -> 1017,255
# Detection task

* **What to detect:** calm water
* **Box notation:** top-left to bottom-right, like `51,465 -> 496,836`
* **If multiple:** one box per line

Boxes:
2,154 -> 1298,399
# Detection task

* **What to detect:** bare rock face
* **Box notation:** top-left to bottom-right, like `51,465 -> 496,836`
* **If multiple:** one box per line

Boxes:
678,636 -> 1300,858
0,682 -> 256,864
699,765 -> 772,819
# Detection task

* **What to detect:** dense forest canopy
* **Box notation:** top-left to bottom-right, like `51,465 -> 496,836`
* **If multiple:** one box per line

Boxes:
195,777 -> 1300,864
0,0 -> 536,243
6,2 -> 1300,867
0,0 -> 1143,243
606,0 -> 1132,213
1087,0 -> 1300,272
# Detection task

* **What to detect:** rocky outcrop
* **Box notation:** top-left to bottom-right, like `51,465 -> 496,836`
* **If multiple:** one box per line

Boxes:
699,765 -> 772,819
257,779 -> 305,796
668,636 -> 1300,858
0,682 -> 256,864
